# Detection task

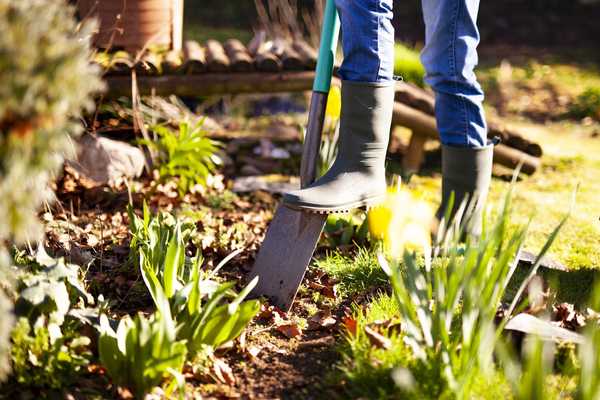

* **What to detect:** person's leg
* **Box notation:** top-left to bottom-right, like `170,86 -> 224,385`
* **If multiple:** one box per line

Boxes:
283,0 -> 396,213
420,0 -> 493,235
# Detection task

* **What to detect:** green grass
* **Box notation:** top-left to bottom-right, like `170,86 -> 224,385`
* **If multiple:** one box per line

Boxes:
183,25 -> 253,45
315,247 -> 388,300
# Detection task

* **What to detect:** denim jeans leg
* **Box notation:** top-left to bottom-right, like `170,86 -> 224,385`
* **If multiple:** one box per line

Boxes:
421,0 -> 487,148
335,0 -> 395,83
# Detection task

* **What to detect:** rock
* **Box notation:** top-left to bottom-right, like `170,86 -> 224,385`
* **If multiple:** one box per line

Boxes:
66,135 -> 145,186
232,174 -> 300,194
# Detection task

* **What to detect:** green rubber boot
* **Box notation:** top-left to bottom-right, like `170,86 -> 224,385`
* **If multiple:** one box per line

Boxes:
283,81 -> 395,213
436,143 -> 494,237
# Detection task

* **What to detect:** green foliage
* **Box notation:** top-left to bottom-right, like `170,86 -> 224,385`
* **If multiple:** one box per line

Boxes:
577,286 -> 600,400
0,0 -> 103,244
129,206 -> 260,355
322,212 -> 369,248
98,311 -> 187,398
377,185 -> 568,398
0,0 -> 102,380
8,250 -> 95,389
394,43 -> 426,87
569,87 -> 600,120
143,121 -> 221,196
10,317 -> 91,390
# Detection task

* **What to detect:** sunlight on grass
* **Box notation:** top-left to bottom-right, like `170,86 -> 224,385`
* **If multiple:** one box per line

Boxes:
394,43 -> 426,87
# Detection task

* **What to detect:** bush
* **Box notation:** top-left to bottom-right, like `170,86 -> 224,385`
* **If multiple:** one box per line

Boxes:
394,43 -> 426,87
569,87 -> 600,121
0,0 -> 103,381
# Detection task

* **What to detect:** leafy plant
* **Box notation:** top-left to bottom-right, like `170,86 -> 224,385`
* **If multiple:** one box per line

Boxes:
11,317 -> 91,390
98,311 -> 187,398
322,212 -> 369,248
129,206 -> 260,355
378,184 -> 569,398
577,286 -> 600,400
8,249 -> 96,389
142,121 -> 221,196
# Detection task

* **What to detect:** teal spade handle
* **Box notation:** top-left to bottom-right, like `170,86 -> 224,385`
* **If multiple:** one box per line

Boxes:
313,0 -> 340,93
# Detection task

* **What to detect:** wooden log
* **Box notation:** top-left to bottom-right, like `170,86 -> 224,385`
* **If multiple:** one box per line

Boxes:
134,52 -> 161,75
255,49 -> 282,72
223,39 -> 254,72
161,50 -> 182,74
111,51 -> 134,74
292,40 -> 318,70
182,40 -> 206,74
394,81 -> 543,157
403,131 -> 427,174
205,39 -> 230,72
281,44 -> 304,71
391,102 -> 540,174
105,71 -> 318,98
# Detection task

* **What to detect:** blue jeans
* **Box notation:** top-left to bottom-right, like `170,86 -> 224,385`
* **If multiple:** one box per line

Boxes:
335,0 -> 487,148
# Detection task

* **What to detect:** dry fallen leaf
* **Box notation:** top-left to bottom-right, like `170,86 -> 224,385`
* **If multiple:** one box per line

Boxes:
364,326 -> 392,350
307,308 -> 337,331
341,315 -> 358,337
276,323 -> 302,339
213,357 -> 236,385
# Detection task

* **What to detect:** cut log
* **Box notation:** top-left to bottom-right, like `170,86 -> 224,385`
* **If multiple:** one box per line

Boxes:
394,81 -> 543,157
255,49 -> 282,72
403,131 -> 427,174
161,50 -> 182,74
292,40 -> 318,69
205,40 -> 230,72
391,102 -> 540,174
182,40 -> 206,74
110,51 -> 134,74
281,44 -> 304,71
223,39 -> 254,72
134,52 -> 161,75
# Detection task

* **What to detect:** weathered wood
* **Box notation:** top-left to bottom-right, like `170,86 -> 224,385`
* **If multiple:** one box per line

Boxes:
403,131 -> 427,174
292,40 -> 318,69
161,50 -> 182,74
223,39 -> 254,72
104,71 -> 318,98
392,102 -> 541,174
171,0 -> 184,51
394,81 -> 543,157
281,44 -> 304,71
255,49 -> 282,72
134,52 -> 161,75
110,51 -> 134,74
205,39 -> 230,72
182,40 -> 206,73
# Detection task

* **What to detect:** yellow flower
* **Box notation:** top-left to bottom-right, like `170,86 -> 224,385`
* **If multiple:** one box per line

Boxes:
325,85 -> 342,120
368,180 -> 435,258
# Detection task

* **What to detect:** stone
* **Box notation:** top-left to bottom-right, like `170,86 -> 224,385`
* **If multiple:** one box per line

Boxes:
67,135 -> 145,186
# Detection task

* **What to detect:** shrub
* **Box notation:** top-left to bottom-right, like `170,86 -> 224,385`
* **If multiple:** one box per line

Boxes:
0,0 -> 102,380
568,87 -> 600,121
394,43 -> 426,87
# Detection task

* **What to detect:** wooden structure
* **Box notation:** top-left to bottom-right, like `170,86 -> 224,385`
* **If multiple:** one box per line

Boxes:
96,39 -> 542,174
78,0 -> 184,51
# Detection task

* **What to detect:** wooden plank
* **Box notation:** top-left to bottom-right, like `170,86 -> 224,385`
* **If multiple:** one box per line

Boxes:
171,0 -> 184,51
402,131 -> 427,174
104,71 -> 318,98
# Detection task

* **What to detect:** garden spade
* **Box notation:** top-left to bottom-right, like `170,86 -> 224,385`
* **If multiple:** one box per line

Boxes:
248,0 -> 340,311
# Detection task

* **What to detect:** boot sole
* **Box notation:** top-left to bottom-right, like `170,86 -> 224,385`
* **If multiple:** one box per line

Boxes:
282,194 -> 386,214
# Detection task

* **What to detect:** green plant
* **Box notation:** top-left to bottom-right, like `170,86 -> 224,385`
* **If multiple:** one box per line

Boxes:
0,0 -> 102,380
577,286 -> 600,400
130,206 -> 260,355
142,121 -> 221,196
322,212 -> 369,248
98,311 -> 187,398
394,43 -> 426,87
378,184 -> 568,398
568,86 -> 600,120
8,249 -> 95,389
10,317 -> 91,390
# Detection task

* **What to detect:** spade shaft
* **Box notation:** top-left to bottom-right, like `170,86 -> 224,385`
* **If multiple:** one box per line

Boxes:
248,0 -> 340,311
